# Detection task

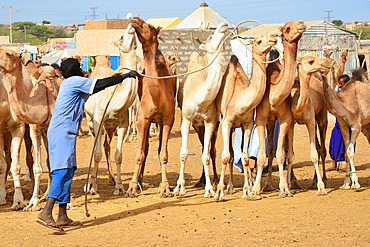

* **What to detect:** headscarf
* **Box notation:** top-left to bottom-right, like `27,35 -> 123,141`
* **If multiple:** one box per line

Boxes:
61,58 -> 84,78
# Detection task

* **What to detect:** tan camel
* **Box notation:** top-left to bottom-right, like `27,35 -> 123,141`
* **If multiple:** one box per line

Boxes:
285,56 -> 334,195
253,21 -> 306,199
125,17 -> 177,197
85,28 -> 138,195
0,48 -> 60,210
173,22 -> 228,197
322,68 -> 370,189
213,34 -> 278,200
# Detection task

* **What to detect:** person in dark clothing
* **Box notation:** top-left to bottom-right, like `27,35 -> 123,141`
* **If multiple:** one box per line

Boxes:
36,58 -> 140,232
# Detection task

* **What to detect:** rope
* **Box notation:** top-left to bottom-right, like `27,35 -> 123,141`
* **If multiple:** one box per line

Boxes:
130,180 -> 169,198
118,20 -> 278,80
84,85 -> 118,217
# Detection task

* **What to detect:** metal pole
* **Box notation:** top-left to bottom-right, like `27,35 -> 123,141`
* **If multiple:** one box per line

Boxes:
24,25 -> 27,43
2,5 -> 18,44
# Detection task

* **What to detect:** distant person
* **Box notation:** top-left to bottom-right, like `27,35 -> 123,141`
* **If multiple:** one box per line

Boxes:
36,58 -> 140,232
327,74 -> 354,171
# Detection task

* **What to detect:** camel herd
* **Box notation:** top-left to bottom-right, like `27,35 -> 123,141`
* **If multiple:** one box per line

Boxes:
0,17 -> 369,211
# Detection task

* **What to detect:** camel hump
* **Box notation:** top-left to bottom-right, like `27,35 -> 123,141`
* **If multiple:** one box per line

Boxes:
230,55 -> 239,65
351,68 -> 368,83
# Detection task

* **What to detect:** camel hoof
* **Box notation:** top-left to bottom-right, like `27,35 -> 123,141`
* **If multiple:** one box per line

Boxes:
351,183 -> 360,190
12,201 -> 26,211
113,188 -> 125,196
316,190 -> 327,196
168,193 -> 173,198
130,194 -> 136,198
339,184 -> 351,190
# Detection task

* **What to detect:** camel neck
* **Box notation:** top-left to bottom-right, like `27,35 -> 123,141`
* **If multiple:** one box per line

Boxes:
4,62 -> 49,124
269,39 -> 298,106
322,69 -> 345,117
142,43 -> 159,77
249,53 -> 267,104
294,67 -> 311,113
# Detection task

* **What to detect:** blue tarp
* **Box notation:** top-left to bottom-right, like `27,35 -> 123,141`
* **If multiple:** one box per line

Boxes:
110,56 -> 120,71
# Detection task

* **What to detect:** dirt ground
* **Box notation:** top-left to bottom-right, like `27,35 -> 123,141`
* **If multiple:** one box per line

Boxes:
1,109 -> 369,246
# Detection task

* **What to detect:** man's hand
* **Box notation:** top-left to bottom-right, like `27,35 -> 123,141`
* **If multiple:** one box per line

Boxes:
127,70 -> 141,79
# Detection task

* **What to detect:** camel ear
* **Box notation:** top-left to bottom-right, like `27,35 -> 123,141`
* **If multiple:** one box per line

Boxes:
278,25 -> 284,33
249,39 -> 254,45
156,26 -> 163,34
297,56 -> 302,64
199,44 -> 206,51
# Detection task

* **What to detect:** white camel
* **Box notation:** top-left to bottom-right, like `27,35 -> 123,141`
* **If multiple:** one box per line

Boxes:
174,22 -> 228,197
85,24 -> 138,195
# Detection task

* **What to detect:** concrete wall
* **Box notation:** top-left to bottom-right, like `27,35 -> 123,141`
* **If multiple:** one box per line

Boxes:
0,36 -> 9,44
158,29 -> 232,79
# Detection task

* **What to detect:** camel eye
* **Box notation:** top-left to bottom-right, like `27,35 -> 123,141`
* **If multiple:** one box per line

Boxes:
286,27 -> 290,32
257,40 -> 262,45
309,60 -> 314,65
6,52 -> 12,57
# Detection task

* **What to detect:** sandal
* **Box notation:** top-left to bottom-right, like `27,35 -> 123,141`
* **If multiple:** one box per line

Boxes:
36,218 -> 64,232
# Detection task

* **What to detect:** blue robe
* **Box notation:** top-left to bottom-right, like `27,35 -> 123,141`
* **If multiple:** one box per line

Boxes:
47,76 -> 96,172
329,120 -> 353,162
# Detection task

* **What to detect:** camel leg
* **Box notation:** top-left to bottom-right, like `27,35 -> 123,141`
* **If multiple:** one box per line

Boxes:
214,119 -> 232,201
226,130 -> 235,195
202,120 -> 216,197
39,130 -> 51,200
113,117 -> 129,195
0,130 -> 7,205
317,112 -> 328,187
24,125 -> 43,211
4,131 -> 12,184
24,124 -> 34,183
10,124 -> 27,210
174,118 -> 191,196
275,113 -> 293,198
342,125 -> 361,190
126,116 -> 151,197
104,129 -> 116,186
85,120 -> 103,195
210,125 -> 219,191
285,123 -> 297,191
241,121 -> 253,198
264,118 -> 276,191
157,118 -> 174,198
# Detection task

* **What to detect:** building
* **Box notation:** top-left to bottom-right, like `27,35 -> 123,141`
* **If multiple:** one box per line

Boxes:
85,19 -> 130,30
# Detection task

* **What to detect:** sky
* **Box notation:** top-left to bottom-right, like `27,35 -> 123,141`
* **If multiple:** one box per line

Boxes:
0,0 -> 369,27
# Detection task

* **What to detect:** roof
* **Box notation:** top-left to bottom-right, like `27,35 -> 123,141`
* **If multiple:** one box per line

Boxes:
238,20 -> 357,38
146,17 -> 182,29
173,2 -> 234,30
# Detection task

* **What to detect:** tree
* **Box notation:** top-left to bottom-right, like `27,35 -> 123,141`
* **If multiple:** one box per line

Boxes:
352,27 -> 370,40
13,21 -> 36,32
332,20 -> 343,27
42,20 -> 51,25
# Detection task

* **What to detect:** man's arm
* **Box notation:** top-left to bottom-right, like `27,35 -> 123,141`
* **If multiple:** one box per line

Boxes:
92,70 -> 140,94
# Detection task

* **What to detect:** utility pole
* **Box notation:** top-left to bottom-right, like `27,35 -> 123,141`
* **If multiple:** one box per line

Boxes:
324,10 -> 334,22
2,5 -> 18,44
24,25 -> 27,43
90,7 -> 98,20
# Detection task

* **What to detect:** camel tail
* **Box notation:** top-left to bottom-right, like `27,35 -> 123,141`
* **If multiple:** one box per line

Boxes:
230,55 -> 239,66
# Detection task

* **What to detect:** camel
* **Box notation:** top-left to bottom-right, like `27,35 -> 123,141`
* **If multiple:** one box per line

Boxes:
264,48 -> 350,191
213,34 -> 278,200
0,48 -> 60,210
252,21 -> 307,199
173,22 -> 228,197
85,25 -> 138,196
125,17 -> 177,197
322,67 -> 370,189
282,55 -> 334,196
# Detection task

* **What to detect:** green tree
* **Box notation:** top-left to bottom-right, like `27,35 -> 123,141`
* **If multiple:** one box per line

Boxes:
352,27 -> 370,40
13,21 -> 36,32
42,20 -> 51,25
332,20 -> 343,27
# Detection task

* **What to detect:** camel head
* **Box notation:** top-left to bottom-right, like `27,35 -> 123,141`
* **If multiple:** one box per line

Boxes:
279,20 -> 306,43
95,55 -> 111,67
0,48 -> 22,73
340,48 -> 348,61
297,56 -> 334,76
164,54 -> 181,67
249,34 -> 278,56
116,23 -> 137,53
323,49 -> 333,58
199,22 -> 228,54
130,17 -> 162,46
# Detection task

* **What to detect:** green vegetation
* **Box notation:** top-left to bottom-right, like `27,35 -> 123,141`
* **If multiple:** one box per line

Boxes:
0,21 -> 74,45
352,27 -> 370,40
332,20 -> 343,27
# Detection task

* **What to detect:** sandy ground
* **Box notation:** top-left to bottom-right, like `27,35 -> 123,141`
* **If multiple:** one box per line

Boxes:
1,109 -> 369,246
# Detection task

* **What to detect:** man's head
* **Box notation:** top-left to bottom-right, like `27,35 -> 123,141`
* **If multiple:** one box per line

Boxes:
268,49 -> 280,61
338,74 -> 350,88
61,58 -> 84,78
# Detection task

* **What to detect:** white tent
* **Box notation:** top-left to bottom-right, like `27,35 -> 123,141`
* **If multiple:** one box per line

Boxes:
174,2 -> 234,30
41,48 -> 77,65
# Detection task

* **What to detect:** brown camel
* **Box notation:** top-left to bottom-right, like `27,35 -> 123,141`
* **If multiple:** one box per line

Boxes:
214,34 -> 278,200
125,17 -> 177,197
322,68 -> 370,189
254,21 -> 306,199
0,48 -> 60,210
